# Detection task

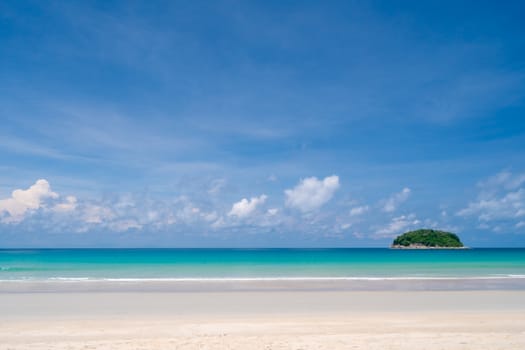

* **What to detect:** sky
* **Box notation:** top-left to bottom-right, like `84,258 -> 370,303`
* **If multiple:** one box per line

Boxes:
1,0 -> 524,247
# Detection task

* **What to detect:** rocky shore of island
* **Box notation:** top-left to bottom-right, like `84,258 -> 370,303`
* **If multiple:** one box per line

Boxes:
390,229 -> 466,249
391,243 -> 469,249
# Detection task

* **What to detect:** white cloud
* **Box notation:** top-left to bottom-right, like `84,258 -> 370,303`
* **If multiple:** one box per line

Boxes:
285,175 -> 340,212
375,214 -> 420,237
53,196 -> 78,213
267,208 -> 279,216
71,193 -> 224,232
492,225 -> 502,233
352,231 -> 365,239
109,219 -> 142,232
350,205 -> 369,216
208,178 -> 226,195
516,221 -> 525,228
0,179 -> 59,223
211,216 -> 226,228
83,204 -> 115,224
382,187 -> 411,212
458,189 -> 525,221
458,171 -> 525,222
202,211 -> 219,222
478,170 -> 525,191
170,197 -> 200,223
228,195 -> 267,218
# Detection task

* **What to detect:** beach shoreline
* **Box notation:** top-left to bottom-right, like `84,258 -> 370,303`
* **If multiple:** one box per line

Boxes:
2,276 -> 525,293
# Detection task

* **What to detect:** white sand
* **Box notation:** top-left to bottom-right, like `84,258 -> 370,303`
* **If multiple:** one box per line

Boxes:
1,290 -> 524,349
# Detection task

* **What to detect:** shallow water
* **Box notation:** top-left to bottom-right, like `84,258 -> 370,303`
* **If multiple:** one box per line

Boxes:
1,248 -> 524,281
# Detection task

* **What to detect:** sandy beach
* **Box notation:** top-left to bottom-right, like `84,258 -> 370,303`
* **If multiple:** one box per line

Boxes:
1,286 -> 524,349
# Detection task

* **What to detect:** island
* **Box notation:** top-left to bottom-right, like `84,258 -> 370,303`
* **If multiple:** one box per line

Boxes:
391,229 -> 466,249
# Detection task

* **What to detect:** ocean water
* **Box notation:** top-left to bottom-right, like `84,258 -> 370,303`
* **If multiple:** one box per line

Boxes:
1,248 -> 524,281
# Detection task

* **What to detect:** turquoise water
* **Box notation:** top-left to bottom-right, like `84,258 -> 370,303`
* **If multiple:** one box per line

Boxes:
1,248 -> 524,281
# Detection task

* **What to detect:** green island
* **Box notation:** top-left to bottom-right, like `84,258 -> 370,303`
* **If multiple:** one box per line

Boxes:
391,229 -> 465,249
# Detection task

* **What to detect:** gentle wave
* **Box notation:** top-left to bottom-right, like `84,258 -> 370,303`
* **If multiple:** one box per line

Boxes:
1,275 -> 525,282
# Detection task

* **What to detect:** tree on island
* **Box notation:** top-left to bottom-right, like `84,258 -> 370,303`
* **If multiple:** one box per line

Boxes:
391,229 -> 464,248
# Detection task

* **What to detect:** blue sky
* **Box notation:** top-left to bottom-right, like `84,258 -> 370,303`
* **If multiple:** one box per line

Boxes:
1,0 -> 524,247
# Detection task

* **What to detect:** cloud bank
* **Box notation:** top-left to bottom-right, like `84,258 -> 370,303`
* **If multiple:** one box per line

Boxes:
1,170 -> 524,243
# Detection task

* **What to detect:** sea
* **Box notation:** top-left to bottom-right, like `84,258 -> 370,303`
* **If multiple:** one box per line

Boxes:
1,248 -> 525,281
